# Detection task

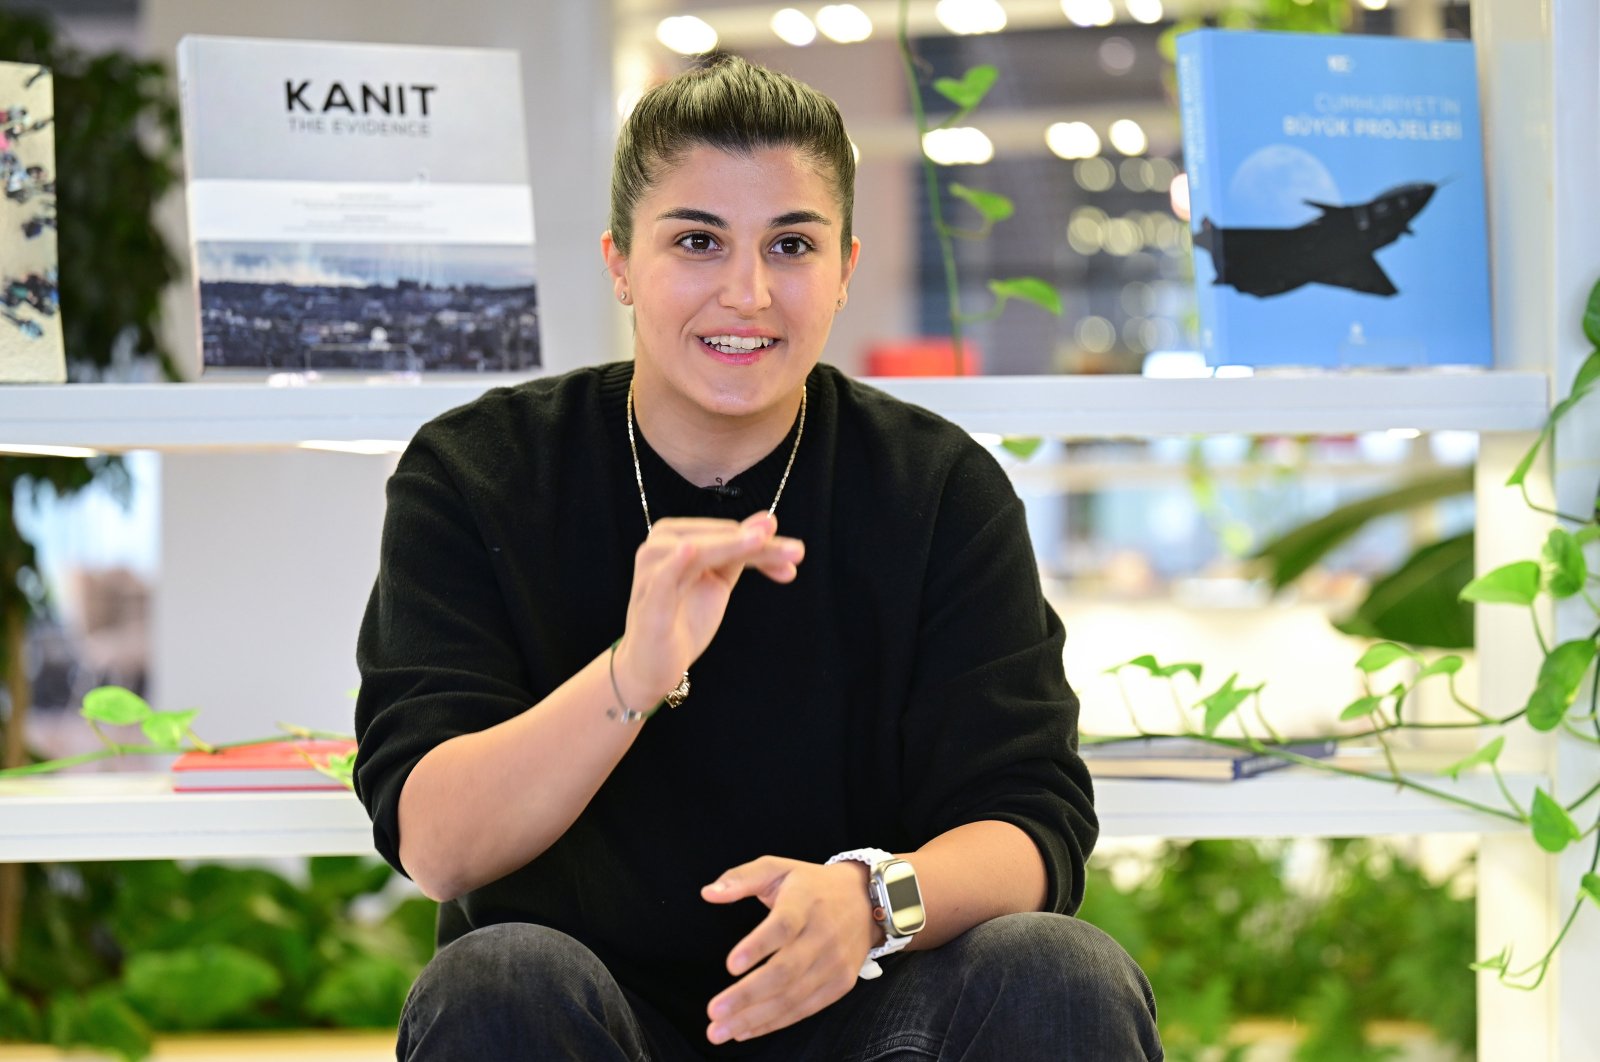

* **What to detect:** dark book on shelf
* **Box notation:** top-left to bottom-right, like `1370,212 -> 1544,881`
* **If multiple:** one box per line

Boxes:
1081,737 -> 1338,781
1175,29 -> 1491,370
171,738 -> 356,792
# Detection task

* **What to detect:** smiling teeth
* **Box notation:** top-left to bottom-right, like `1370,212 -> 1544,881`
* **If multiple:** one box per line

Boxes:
702,335 -> 776,352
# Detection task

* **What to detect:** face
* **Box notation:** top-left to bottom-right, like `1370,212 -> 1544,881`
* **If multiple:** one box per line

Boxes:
602,145 -> 859,426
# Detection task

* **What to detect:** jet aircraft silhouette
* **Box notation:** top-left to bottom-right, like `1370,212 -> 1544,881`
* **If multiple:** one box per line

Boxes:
1193,182 -> 1437,298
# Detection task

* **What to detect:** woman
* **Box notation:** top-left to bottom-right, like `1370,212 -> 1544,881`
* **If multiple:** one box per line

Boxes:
354,55 -> 1161,1060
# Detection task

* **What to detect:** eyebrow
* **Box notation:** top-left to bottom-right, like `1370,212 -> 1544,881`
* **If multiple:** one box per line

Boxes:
656,207 -> 833,229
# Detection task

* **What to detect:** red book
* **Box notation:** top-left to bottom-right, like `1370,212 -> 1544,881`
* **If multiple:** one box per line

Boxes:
171,739 -> 357,792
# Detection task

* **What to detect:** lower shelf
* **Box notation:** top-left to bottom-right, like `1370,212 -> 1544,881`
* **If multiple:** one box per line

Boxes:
0,768 -> 1534,863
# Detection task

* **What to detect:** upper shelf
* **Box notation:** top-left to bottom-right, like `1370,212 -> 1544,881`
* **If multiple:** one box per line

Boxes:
0,371 -> 1550,451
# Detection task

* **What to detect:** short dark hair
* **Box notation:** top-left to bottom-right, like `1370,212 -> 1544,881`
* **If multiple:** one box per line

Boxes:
609,55 -> 856,260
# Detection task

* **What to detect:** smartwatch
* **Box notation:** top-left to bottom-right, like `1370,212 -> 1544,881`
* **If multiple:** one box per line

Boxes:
826,848 -> 926,977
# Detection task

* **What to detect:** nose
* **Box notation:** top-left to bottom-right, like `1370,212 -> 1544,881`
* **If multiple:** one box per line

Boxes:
719,246 -> 773,316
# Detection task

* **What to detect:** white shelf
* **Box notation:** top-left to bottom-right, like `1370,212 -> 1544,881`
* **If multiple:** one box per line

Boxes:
0,769 -> 1535,863
1096,769 -> 1537,839
0,371 -> 1549,451
0,774 -> 372,863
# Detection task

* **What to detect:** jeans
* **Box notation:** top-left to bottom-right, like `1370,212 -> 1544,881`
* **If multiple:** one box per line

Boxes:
397,912 -> 1163,1060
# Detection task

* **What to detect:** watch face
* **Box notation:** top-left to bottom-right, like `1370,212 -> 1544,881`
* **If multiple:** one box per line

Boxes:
879,860 -> 925,935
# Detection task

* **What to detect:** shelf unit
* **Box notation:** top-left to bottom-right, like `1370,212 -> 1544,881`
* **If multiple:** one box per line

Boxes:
0,370 -> 1551,449
0,768 -> 1536,864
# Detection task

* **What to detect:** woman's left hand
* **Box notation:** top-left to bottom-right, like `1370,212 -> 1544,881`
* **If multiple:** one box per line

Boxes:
700,856 -> 880,1045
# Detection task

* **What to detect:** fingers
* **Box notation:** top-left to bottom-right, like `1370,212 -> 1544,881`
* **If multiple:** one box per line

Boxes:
701,855 -> 792,909
709,970 -> 855,1045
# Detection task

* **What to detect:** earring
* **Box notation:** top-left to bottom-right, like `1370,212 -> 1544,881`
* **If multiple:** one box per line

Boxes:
836,297 -> 845,310
619,290 -> 631,305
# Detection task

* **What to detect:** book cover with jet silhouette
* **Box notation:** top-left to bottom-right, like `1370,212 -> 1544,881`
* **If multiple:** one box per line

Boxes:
177,36 -> 540,375
1175,30 -> 1491,370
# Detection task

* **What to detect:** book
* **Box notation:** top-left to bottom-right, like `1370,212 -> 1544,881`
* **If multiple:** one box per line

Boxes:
0,60 -> 64,383
1175,29 -> 1492,370
1080,737 -> 1338,781
176,36 -> 540,374
171,738 -> 356,792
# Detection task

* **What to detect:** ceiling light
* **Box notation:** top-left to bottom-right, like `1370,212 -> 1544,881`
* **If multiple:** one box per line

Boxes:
297,440 -> 409,455
1108,118 -> 1148,155
656,15 -> 718,55
816,4 -> 874,43
1359,0 -> 1390,8
771,8 -> 818,46
1046,121 -> 1101,159
921,127 -> 995,165
936,0 -> 1008,35
1061,0 -> 1115,27
1125,0 -> 1165,23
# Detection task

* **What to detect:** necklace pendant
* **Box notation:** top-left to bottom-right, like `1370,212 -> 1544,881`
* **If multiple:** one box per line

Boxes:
664,671 -> 691,709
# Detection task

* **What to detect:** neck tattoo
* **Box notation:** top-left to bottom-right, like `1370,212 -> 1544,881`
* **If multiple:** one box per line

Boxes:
624,377 -> 808,709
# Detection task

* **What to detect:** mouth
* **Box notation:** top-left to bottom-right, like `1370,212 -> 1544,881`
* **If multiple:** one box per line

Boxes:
699,333 -> 779,364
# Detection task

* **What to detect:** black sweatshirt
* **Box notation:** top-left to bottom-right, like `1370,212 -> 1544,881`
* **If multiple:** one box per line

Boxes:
353,361 -> 1096,1049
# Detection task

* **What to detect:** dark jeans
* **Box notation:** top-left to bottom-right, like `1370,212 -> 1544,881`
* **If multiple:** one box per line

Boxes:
397,912 -> 1163,1060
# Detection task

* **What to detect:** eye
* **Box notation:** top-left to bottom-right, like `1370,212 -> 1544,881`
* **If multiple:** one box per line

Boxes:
771,235 -> 814,257
676,232 -> 720,254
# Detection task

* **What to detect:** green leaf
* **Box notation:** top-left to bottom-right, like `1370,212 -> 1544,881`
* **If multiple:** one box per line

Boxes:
998,436 -> 1043,460
309,856 -> 392,904
987,277 -> 1063,316
1339,695 -> 1383,721
1460,560 -> 1542,607
45,988 -> 151,1062
1576,525 -> 1600,547
1198,674 -> 1258,735
1354,642 -> 1418,673
1582,873 -> 1600,908
1153,662 -> 1204,681
1416,655 -> 1465,680
932,64 -> 998,112
1573,348 -> 1600,394
306,954 -> 418,1029
1584,277 -> 1600,348
1542,528 -> 1588,598
1529,788 -> 1581,853
948,182 -> 1015,224
1470,945 -> 1511,973
1251,468 -> 1473,590
1440,736 -> 1505,780
1335,532 -> 1475,650
81,686 -> 153,727
1525,639 -> 1598,731
1107,654 -> 1161,674
122,945 -> 282,1030
318,750 -> 357,789
1506,426 -> 1549,488
139,709 -> 199,751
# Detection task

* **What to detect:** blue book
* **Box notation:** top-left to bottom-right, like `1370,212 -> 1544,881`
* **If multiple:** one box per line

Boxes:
1175,30 -> 1492,370
1080,737 -> 1338,781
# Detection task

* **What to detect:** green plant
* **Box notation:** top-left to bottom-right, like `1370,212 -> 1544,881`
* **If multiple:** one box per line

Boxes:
895,0 -> 1063,371
0,7 -> 184,968
1093,279 -> 1600,992
1079,838 -> 1475,1060
0,856 -> 432,1060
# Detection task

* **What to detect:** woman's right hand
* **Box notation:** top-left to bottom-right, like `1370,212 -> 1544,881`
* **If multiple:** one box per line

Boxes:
612,511 -> 804,709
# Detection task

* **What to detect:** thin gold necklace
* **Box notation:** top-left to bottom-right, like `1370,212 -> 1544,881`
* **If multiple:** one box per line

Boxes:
625,377 -> 807,709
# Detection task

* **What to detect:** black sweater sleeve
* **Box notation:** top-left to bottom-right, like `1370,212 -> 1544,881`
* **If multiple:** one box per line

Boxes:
897,444 -> 1098,914
351,429 -> 537,877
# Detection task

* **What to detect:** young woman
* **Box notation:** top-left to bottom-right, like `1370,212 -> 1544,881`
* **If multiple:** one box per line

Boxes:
354,56 -> 1162,1060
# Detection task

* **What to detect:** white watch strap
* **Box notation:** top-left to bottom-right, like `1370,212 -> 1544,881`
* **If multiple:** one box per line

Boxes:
826,847 -> 913,979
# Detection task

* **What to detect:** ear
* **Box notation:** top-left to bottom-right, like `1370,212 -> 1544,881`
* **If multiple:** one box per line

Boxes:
837,235 -> 861,307
601,230 -> 629,301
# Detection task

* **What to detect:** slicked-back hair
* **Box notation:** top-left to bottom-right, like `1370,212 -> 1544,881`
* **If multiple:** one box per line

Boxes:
609,55 -> 855,261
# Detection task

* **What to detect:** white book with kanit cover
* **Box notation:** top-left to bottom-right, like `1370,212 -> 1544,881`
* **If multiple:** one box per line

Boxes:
177,35 -> 540,375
